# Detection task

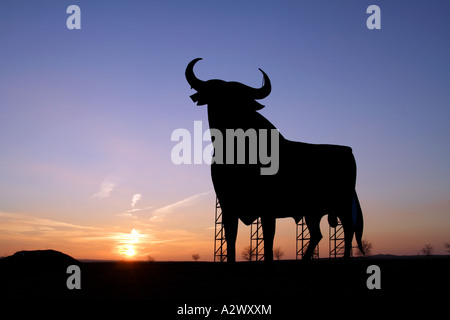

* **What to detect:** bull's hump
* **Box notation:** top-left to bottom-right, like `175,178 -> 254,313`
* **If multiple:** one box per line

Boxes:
316,143 -> 352,153
285,140 -> 352,152
339,145 -> 353,153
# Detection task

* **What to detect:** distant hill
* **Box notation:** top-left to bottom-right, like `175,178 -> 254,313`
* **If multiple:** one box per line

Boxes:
0,249 -> 79,268
368,254 -> 449,260
0,249 -> 82,299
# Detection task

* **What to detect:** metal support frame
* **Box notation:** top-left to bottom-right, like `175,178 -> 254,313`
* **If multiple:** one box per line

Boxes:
214,197 -> 227,262
250,217 -> 264,261
296,217 -> 319,260
216,198 -> 361,262
329,218 -> 346,259
213,197 -> 264,262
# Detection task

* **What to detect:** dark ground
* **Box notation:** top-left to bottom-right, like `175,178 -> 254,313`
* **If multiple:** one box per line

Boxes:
0,252 -> 448,314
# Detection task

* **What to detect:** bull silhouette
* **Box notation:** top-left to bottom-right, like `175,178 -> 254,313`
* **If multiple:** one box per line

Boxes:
186,58 -> 364,262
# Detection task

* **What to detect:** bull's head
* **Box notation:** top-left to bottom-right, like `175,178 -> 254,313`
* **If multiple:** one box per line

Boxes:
185,58 -> 271,110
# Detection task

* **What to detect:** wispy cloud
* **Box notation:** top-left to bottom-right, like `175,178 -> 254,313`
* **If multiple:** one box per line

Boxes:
131,193 -> 142,208
0,211 -> 97,246
115,194 -> 153,218
92,179 -> 116,198
0,211 -> 96,231
151,190 -> 213,221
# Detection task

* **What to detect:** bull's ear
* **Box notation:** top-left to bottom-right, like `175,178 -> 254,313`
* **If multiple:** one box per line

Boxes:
190,92 -> 200,102
190,92 -> 207,106
250,100 -> 265,111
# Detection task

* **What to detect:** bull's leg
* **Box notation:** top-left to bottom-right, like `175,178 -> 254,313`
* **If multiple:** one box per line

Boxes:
341,217 -> 355,260
338,202 -> 355,259
261,217 -> 276,262
337,195 -> 355,260
304,215 -> 322,260
223,215 -> 238,263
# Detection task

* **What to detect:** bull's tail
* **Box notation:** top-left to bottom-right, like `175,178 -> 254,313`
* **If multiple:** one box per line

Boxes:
353,190 -> 364,255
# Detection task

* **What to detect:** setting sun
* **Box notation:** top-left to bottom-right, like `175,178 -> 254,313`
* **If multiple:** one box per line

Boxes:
117,229 -> 142,258
125,246 -> 136,257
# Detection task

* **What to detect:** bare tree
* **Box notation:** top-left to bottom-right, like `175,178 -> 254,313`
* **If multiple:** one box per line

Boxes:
422,244 -> 433,257
355,239 -> 373,257
147,255 -> 155,262
445,243 -> 450,254
241,246 -> 253,261
273,247 -> 284,260
192,253 -> 200,261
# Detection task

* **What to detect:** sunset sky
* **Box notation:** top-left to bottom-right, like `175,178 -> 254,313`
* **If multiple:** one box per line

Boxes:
0,1 -> 449,260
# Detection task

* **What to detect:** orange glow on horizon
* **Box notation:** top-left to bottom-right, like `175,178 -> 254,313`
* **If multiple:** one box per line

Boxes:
117,228 -> 141,258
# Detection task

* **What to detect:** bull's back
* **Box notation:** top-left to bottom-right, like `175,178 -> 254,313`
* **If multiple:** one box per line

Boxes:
282,140 -> 354,178
211,139 -> 357,224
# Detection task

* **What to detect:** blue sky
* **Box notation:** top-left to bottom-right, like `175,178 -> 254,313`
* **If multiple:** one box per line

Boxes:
0,1 -> 449,259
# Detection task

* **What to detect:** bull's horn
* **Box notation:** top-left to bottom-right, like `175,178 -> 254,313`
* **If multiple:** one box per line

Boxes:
185,58 -> 205,90
252,68 -> 271,100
